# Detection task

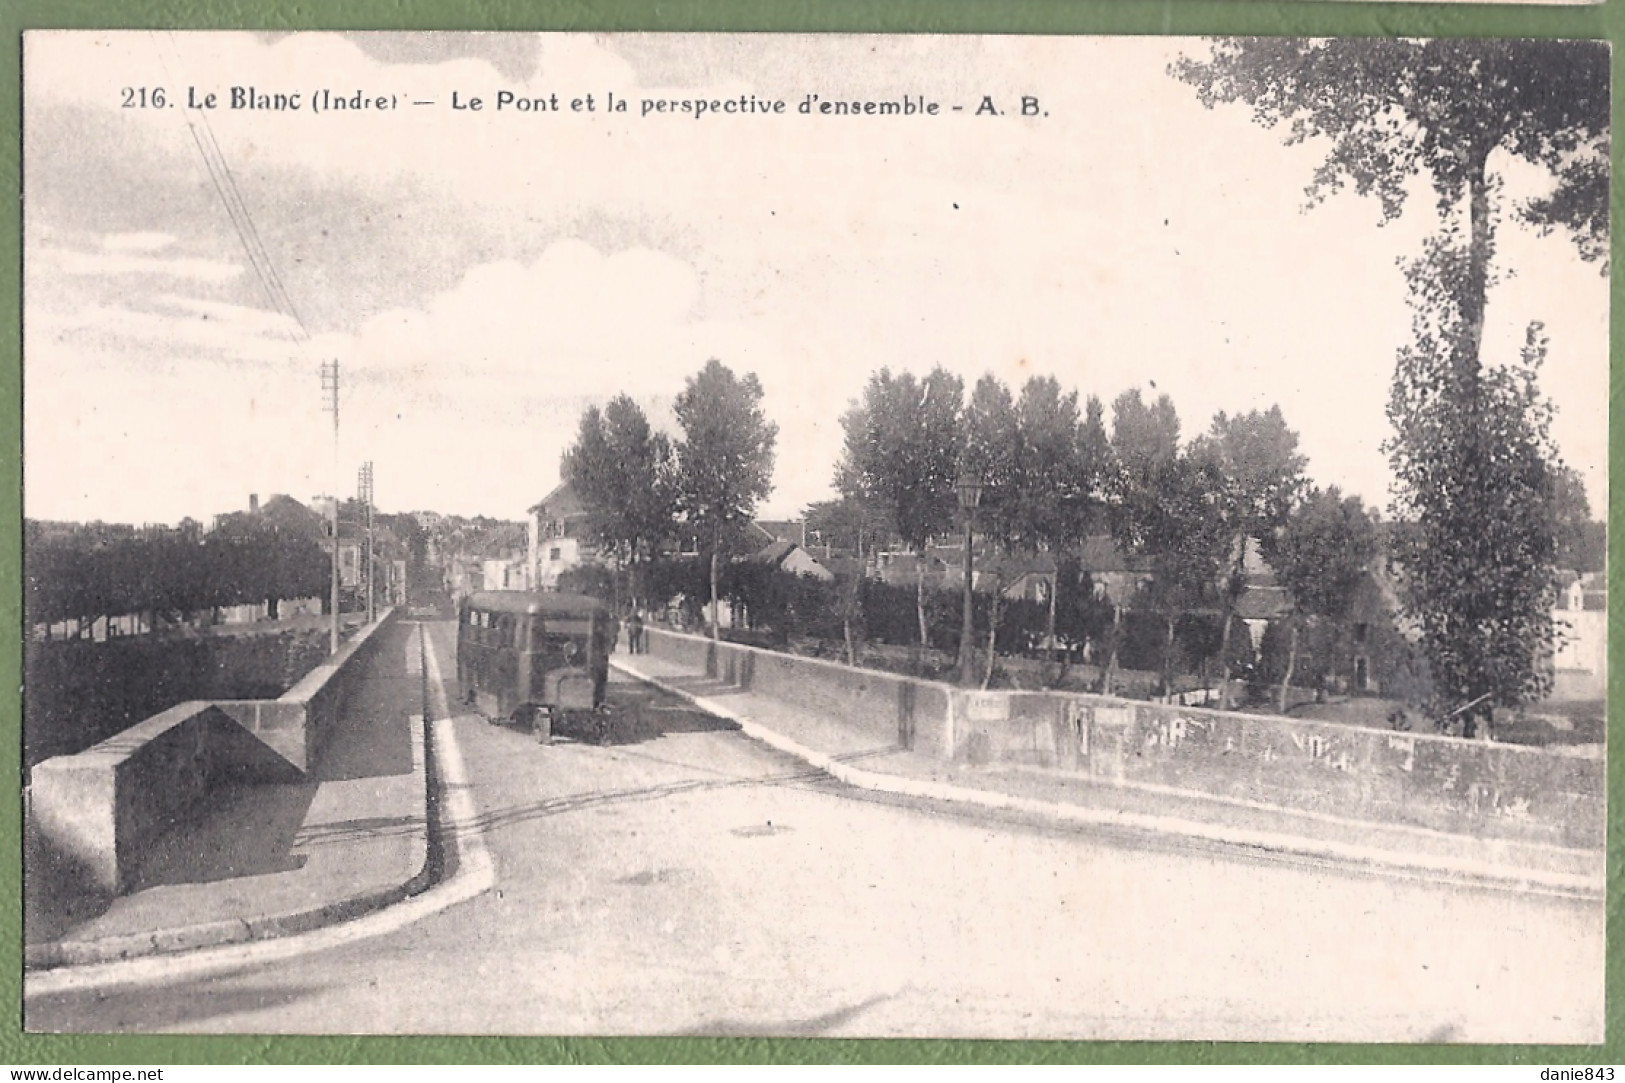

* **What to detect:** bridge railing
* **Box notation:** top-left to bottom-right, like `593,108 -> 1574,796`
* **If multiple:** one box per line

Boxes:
29,608 -> 398,896
644,626 -> 1604,852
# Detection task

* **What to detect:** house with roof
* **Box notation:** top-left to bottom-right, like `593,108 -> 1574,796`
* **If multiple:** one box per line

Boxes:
872,548 -> 953,590
1075,535 -> 1154,605
527,482 -> 600,591
986,553 -> 1058,603
1551,571 -> 1606,700
1235,583 -> 1293,656
747,538 -> 835,581
479,520 -> 531,592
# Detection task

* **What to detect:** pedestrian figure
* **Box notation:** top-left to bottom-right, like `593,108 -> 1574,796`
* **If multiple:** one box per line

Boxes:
628,609 -> 645,654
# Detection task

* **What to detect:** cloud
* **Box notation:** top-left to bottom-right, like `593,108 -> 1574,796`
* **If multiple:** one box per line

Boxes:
337,239 -> 741,396
33,298 -> 305,371
102,231 -> 178,253
48,246 -> 244,283
20,31 -> 1609,524
153,293 -> 304,336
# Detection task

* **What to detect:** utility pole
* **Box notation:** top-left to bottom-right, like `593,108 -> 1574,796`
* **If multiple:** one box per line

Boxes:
321,360 -> 341,654
358,461 -> 375,624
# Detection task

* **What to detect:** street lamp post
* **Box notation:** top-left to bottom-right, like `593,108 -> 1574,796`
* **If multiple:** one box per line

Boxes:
956,473 -> 983,687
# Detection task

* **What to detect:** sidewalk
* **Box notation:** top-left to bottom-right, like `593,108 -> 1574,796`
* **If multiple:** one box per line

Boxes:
24,621 -> 434,970
612,650 -> 1604,899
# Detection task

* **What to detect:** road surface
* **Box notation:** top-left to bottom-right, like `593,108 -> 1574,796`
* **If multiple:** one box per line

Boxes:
24,620 -> 1604,1042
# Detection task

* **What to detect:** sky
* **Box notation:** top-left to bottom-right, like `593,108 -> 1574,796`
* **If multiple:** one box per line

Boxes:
21,32 -> 1610,526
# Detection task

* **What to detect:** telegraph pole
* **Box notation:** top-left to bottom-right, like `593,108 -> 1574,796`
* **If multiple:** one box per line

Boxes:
358,461 -> 375,624
321,360 -> 341,654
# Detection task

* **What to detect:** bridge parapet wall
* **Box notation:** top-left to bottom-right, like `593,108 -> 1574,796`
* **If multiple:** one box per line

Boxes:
29,609 -> 398,895
951,689 -> 1604,850
641,628 -> 1600,850
645,628 -> 952,756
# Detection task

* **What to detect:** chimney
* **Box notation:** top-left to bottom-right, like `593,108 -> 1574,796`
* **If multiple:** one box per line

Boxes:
249,494 -> 260,514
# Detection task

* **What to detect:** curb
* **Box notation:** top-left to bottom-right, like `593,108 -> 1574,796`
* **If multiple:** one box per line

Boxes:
614,659 -> 1604,901
25,711 -> 436,973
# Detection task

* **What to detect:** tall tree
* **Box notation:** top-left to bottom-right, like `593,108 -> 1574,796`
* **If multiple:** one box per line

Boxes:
1190,407 -> 1307,706
1099,390 -> 1176,690
1386,262 -> 1566,734
1270,487 -> 1379,713
1176,38 -> 1607,733
673,361 -> 778,639
1108,392 -> 1230,695
804,495 -> 894,664
1056,394 -> 1113,683
1547,464 -> 1597,573
837,367 -> 964,654
961,374 -> 1021,685
1109,388 -> 1179,469
562,394 -> 678,605
1174,38 -> 1608,390
1009,379 -> 1074,648
1076,393 -> 1111,522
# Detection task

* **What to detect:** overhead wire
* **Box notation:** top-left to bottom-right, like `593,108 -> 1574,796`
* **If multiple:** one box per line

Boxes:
150,31 -> 313,349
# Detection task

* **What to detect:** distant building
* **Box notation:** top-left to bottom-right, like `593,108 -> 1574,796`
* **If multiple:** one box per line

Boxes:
988,553 -> 1057,603
1551,571 -> 1606,700
527,482 -> 600,591
1075,535 -> 1153,605
746,539 -> 834,581
479,521 -> 530,592
873,548 -> 952,589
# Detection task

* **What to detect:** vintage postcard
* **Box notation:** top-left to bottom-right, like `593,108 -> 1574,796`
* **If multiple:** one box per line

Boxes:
20,32 -> 1607,1043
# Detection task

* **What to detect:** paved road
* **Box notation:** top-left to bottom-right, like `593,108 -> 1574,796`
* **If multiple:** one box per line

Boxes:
24,621 -> 1604,1041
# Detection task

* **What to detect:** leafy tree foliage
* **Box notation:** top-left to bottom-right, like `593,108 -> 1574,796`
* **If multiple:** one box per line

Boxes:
1387,252 -> 1566,732
1269,487 -> 1379,711
1012,377 -> 1094,657
960,374 -> 1021,683
674,360 -> 778,638
1108,388 -> 1179,470
1174,38 -> 1607,378
960,374 -> 1021,542
25,521 -> 328,634
1547,464 -> 1600,573
837,366 -> 964,651
1177,38 -> 1607,733
562,394 -> 678,604
804,495 -> 894,663
1107,392 -> 1231,694
804,497 -> 895,555
1190,407 -> 1307,704
1075,394 -> 1111,524
1052,555 -> 1113,663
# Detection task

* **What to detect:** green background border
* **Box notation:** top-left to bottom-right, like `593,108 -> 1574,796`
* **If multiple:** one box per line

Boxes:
1,0 -> 1618,1066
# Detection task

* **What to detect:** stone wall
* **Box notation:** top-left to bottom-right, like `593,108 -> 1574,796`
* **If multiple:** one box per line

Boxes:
952,689 -> 1604,849
646,627 -> 952,756
28,610 -> 399,895
642,626 -> 1602,850
24,626 -> 332,770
